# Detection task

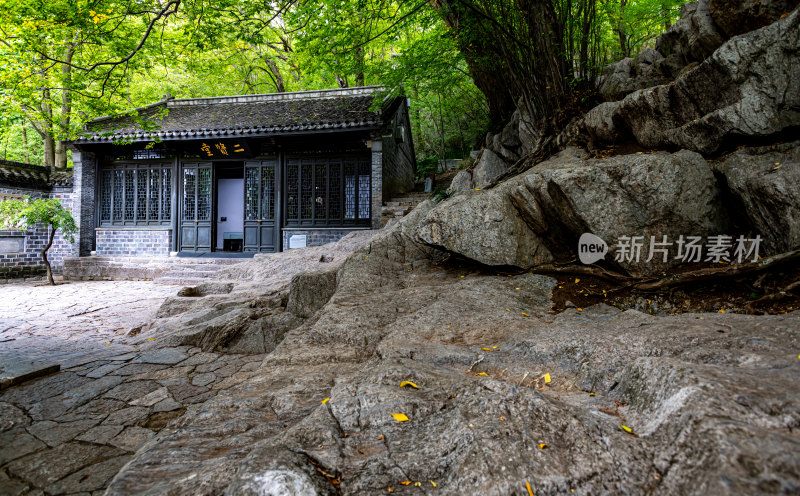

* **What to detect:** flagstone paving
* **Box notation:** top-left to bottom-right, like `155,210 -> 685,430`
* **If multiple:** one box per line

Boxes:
0,280 -> 265,495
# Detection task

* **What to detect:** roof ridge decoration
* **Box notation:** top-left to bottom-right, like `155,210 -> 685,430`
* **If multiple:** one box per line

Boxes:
167,86 -> 382,107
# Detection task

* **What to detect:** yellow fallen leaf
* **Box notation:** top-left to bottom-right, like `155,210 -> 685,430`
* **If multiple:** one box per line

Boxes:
544,373 -> 551,384
577,308 -> 583,312
474,188 -> 481,191
391,413 -> 409,422
515,287 -> 521,290
526,481 -> 534,496
377,434 -> 384,440
399,481 -> 412,486
719,309 -> 726,313
147,337 -> 154,341
399,381 -> 419,389
521,312 -> 530,317
538,443 -> 548,449
620,424 -> 638,436
476,372 -> 489,376
492,346 -> 499,349
430,480 -> 437,487
589,392 -> 595,397
321,397 -> 330,404
481,347 -> 493,352
414,482 -> 422,487
575,278 -> 580,284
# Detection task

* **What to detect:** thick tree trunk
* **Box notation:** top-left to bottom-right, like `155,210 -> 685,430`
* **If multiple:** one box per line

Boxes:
54,45 -> 74,170
40,88 -> 55,168
336,74 -> 348,88
265,58 -> 286,92
354,47 -> 365,87
42,225 -> 56,286
22,124 -> 30,164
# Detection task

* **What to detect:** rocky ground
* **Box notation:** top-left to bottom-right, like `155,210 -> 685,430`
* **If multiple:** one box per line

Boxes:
2,203 -> 792,495
3,2 -> 799,493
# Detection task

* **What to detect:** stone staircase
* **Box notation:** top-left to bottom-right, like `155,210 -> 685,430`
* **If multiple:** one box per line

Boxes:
381,192 -> 429,226
63,256 -> 247,286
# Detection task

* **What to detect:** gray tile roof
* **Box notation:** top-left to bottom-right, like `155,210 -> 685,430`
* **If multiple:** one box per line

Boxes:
0,160 -> 73,190
75,86 -> 389,144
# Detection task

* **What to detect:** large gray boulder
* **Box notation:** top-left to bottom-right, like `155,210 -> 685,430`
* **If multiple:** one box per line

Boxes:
418,148 -> 727,276
600,52 -> 669,101
599,0 -> 796,101
709,0 -> 800,37
583,7 -> 800,155
713,142 -> 800,253
471,149 -> 510,189
416,180 -> 554,269
656,0 -> 726,66
446,169 -> 473,195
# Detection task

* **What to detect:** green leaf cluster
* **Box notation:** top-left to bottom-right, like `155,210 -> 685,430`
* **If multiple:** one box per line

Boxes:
0,196 -> 77,243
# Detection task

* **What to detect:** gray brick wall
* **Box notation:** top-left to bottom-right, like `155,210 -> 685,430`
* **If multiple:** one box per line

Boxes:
381,100 -> 416,200
71,149 -> 97,256
282,229 -> 368,249
0,184 -> 79,281
95,229 -> 172,256
371,139 -> 383,230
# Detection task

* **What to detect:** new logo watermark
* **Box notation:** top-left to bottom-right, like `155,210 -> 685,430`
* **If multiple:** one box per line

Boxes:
578,234 -> 762,265
578,233 -> 608,264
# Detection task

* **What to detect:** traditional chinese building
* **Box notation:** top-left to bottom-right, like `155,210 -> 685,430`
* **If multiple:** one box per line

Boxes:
67,86 -> 415,257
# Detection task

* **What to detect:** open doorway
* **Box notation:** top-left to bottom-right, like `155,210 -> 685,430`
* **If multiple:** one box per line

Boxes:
216,163 -> 244,252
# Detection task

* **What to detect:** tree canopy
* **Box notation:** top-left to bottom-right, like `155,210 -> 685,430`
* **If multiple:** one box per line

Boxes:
0,0 -> 687,168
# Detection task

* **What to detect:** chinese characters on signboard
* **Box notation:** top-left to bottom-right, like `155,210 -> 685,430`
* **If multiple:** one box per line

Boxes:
199,141 -> 249,158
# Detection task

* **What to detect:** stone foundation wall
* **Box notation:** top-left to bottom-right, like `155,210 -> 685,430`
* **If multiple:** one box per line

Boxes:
95,229 -> 172,257
282,229 -> 368,249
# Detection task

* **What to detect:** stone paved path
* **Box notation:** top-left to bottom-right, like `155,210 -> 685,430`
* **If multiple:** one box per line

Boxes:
0,281 -> 265,495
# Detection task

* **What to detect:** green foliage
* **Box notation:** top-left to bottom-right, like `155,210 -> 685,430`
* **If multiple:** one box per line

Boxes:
0,0 -> 689,166
430,185 -> 451,203
416,155 -> 439,180
0,196 -> 77,242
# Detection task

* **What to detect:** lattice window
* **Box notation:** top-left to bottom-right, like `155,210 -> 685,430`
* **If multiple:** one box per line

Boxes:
262,166 -> 275,220
300,160 -> 313,220
344,160 -> 356,220
314,161 -> 327,221
284,155 -> 370,227
149,169 -> 160,221
136,171 -> 147,220
198,168 -> 211,221
328,160 -> 341,221
113,170 -> 123,221
101,170 -> 112,221
358,160 -> 370,219
287,161 -> 299,221
183,169 -> 196,221
245,167 -> 259,221
162,169 -> 171,219
100,164 -> 172,226
124,170 -> 135,220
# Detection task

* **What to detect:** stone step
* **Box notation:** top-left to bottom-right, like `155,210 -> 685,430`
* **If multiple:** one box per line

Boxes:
63,255 -> 248,282
159,269 -> 220,278
152,276 -> 213,286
